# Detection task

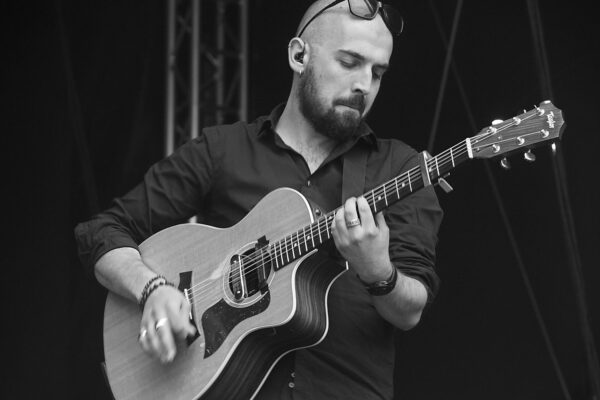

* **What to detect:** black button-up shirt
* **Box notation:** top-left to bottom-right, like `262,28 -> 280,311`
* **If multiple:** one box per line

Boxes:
75,104 -> 443,400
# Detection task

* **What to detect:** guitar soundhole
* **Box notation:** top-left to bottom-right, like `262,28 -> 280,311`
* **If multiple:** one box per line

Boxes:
229,247 -> 272,302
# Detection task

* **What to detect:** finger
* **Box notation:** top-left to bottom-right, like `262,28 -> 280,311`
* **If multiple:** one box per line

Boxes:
181,300 -> 197,337
167,298 -> 197,341
333,207 -> 348,239
139,311 -> 158,356
374,211 -> 388,231
356,197 -> 376,230
154,317 -> 176,363
343,197 -> 360,228
138,326 -> 151,353
145,318 -> 163,359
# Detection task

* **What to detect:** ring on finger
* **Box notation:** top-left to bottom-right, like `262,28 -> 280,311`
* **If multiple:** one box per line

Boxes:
155,317 -> 169,330
346,218 -> 361,228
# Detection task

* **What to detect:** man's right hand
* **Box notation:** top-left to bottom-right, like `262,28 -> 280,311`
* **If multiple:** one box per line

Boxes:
138,285 -> 197,363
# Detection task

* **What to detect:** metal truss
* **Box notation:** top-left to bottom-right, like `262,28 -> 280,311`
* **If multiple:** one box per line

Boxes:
165,0 -> 249,156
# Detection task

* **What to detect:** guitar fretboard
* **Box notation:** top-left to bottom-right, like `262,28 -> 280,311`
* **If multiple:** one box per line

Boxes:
268,139 -> 471,270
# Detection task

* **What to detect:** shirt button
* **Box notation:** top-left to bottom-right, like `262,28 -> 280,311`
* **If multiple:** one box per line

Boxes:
307,180 -> 311,187
314,208 -> 321,216
291,371 -> 295,378
288,382 -> 295,389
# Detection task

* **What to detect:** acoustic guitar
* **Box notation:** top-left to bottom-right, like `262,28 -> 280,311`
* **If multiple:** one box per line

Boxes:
103,101 -> 565,399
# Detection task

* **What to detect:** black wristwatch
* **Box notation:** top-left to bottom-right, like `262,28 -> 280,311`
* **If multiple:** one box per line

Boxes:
357,267 -> 398,296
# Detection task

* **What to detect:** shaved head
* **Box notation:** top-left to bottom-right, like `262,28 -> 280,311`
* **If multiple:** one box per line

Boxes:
282,0 -> 394,142
295,0 -> 350,44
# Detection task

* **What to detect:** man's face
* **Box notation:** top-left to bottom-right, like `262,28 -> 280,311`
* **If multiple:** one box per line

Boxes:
298,10 -> 393,141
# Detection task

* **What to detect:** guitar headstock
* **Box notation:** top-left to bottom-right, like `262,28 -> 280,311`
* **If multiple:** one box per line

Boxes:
469,100 -> 565,160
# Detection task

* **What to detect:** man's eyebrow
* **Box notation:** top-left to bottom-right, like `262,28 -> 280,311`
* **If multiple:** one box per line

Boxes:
337,49 -> 389,71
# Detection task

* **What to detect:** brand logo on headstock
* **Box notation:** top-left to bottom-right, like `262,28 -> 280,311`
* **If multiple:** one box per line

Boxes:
546,111 -> 555,128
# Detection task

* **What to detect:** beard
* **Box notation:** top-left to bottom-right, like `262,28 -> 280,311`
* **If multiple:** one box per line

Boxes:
298,66 -> 366,142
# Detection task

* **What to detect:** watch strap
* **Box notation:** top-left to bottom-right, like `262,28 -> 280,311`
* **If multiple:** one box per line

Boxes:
357,267 -> 398,296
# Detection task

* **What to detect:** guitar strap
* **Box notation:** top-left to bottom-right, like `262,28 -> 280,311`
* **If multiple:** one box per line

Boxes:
342,143 -> 368,202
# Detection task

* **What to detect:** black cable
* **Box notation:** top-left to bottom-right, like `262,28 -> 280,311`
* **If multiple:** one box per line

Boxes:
427,0 -> 463,154
527,2 -> 600,397
427,2 -> 573,398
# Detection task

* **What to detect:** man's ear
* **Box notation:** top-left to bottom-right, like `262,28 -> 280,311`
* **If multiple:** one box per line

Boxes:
288,37 -> 309,74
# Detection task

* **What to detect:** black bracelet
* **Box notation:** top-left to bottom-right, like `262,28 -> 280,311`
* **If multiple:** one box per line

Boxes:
139,275 -> 168,311
139,280 -> 176,311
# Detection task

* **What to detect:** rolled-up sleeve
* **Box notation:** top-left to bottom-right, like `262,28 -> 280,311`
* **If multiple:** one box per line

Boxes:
385,150 -> 444,302
74,129 -> 220,273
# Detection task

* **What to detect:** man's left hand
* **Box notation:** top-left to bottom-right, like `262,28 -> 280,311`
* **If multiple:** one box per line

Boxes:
331,196 -> 394,282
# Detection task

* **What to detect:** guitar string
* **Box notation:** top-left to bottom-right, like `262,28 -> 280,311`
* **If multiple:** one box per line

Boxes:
186,144 -> 474,301
185,144 -> 475,299
184,118 -> 528,301
184,147 -> 453,299
185,112 -> 544,300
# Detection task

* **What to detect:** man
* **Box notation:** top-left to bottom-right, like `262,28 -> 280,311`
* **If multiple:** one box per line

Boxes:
75,1 -> 443,399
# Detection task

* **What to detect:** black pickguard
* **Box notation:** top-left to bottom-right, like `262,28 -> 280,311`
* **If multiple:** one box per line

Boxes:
201,292 -> 270,357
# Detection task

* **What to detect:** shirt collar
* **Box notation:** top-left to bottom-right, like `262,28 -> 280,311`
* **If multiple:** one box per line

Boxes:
257,103 -> 378,150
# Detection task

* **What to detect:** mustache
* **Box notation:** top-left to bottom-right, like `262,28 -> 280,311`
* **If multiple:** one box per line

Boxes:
334,95 -> 366,113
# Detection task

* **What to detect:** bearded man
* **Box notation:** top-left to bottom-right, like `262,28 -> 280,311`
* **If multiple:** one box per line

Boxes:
75,1 -> 443,399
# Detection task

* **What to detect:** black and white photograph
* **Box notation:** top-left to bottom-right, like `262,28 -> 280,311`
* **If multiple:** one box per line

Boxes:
3,1 -> 599,399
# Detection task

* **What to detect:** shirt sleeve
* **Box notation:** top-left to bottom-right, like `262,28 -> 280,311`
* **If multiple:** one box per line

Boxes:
73,129 -> 221,273
385,147 -> 444,302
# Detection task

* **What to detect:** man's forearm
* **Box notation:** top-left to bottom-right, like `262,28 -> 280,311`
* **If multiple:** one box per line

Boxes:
372,268 -> 429,331
95,247 -> 158,303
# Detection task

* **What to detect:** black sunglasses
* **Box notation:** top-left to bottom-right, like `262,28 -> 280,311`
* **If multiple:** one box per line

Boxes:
297,0 -> 404,38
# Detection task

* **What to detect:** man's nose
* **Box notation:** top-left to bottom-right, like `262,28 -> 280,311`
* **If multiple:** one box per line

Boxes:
351,69 -> 372,95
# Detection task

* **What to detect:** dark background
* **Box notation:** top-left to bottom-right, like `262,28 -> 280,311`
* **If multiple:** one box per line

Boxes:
4,0 -> 599,399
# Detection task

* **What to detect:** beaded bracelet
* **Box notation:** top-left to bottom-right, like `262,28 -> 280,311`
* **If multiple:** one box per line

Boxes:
138,275 -> 174,311
139,280 -> 176,311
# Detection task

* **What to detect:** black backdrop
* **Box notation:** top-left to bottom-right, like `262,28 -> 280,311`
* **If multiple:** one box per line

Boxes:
4,1 -> 599,399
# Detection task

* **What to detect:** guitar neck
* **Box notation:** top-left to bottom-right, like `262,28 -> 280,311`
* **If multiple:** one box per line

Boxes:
269,139 -> 471,271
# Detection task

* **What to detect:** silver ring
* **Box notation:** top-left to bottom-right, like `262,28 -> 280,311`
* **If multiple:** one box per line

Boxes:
346,218 -> 361,228
139,329 -> 148,340
155,318 -> 168,330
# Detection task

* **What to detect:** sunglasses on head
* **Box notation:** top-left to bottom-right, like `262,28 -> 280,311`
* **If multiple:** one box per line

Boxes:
297,0 -> 404,38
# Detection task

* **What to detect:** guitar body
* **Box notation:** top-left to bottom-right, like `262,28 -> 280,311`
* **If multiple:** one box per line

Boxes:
102,101 -> 565,400
103,188 -> 347,400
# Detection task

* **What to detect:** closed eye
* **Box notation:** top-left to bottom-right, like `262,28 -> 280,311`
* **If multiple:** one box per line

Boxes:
339,57 -> 359,69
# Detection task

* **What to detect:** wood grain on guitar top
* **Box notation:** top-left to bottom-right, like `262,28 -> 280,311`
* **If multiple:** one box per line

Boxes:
103,188 -> 346,400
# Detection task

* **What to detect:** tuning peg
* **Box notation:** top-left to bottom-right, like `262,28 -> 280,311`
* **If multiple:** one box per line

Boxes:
500,157 -> 511,170
524,149 -> 536,162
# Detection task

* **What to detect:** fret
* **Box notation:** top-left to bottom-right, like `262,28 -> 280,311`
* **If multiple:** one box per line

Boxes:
371,190 -> 377,212
279,241 -> 284,265
267,139 -> 472,272
274,244 -> 281,270
291,234 -> 296,258
302,226 -> 308,253
383,183 -> 388,206
317,217 -> 322,244
274,241 -> 279,266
